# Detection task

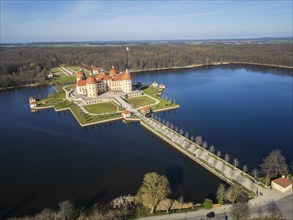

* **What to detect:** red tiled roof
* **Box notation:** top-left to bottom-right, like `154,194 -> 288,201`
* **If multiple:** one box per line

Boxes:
120,73 -> 131,80
95,73 -> 110,81
272,178 -> 292,188
86,76 -> 96,84
109,68 -> 117,76
29,97 -> 35,100
140,106 -> 149,111
123,110 -> 131,114
76,79 -> 86,86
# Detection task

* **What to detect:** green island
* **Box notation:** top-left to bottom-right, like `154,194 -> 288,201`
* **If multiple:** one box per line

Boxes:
31,65 -> 179,127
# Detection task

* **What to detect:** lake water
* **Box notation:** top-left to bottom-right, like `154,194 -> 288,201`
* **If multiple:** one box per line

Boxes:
0,65 -> 292,218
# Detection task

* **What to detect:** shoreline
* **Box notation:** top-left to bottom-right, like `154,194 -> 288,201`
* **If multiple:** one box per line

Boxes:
130,61 -> 293,74
1,62 -> 292,91
32,105 -> 124,127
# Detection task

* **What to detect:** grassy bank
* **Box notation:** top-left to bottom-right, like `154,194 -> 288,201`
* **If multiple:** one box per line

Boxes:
142,87 -> 179,110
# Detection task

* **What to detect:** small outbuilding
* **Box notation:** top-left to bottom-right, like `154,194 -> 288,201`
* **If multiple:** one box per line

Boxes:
92,67 -> 100,74
152,81 -> 158,87
122,110 -> 132,118
140,106 -> 150,115
47,72 -> 53,78
271,177 -> 292,193
159,83 -> 166,89
29,97 -> 37,108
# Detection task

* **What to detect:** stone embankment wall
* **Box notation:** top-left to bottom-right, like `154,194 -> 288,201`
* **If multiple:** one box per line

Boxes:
140,118 -> 259,196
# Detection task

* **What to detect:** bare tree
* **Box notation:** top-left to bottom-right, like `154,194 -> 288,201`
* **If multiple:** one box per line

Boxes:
225,185 -> 247,204
225,154 -> 230,163
268,201 -> 282,219
242,165 -> 248,173
216,183 -> 226,205
190,135 -> 194,142
230,201 -> 250,220
233,158 -> 240,168
58,200 -> 75,220
34,208 -> 58,220
195,136 -> 203,145
251,168 -> 259,179
178,196 -> 184,211
166,121 -> 170,127
137,172 -> 171,213
202,141 -> 208,149
161,198 -> 173,214
260,149 -> 288,178
209,145 -> 215,154
112,194 -> 135,219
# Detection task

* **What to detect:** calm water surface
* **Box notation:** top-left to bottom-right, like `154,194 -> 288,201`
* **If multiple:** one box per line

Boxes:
0,65 -> 292,217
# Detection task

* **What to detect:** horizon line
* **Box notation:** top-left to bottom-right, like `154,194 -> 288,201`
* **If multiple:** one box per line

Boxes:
1,36 -> 292,44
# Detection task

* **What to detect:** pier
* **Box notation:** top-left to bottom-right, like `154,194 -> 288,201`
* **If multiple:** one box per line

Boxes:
134,115 -> 281,201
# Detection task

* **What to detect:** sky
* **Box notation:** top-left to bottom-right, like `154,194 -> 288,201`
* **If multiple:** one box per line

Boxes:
1,0 -> 292,43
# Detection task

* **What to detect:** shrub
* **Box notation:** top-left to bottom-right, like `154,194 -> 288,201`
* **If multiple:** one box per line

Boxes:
203,198 -> 213,209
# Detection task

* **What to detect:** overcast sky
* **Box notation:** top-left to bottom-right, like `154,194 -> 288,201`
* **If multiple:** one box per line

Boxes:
1,0 -> 292,43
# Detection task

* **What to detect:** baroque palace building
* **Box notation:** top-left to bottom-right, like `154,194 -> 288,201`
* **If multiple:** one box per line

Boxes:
76,66 -> 132,97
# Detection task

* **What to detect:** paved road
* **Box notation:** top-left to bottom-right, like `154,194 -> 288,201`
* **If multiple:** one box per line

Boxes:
137,194 -> 293,220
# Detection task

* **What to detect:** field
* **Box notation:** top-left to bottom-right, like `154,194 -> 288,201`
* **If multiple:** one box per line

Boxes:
83,102 -> 120,114
126,96 -> 156,108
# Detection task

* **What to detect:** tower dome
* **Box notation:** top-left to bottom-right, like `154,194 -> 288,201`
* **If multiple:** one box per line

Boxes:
121,73 -> 131,80
109,66 -> 117,76
86,76 -> 96,84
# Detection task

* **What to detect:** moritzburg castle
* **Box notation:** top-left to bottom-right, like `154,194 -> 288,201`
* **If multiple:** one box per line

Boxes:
76,66 -> 132,97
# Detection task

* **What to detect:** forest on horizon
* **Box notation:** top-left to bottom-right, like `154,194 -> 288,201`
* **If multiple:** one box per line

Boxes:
0,43 -> 292,88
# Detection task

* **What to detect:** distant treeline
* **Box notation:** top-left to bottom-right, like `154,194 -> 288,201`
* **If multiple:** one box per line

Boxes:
0,44 -> 292,88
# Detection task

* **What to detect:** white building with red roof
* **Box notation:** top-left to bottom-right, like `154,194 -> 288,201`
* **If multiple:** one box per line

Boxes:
29,97 -> 37,108
122,110 -> 132,118
92,67 -> 100,74
139,106 -> 150,115
271,177 -> 292,192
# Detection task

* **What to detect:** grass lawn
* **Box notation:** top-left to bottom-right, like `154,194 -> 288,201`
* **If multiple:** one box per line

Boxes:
142,87 -> 179,110
126,96 -> 156,108
84,102 -> 119,114
49,75 -> 75,85
64,84 -> 76,91
67,66 -> 81,72
50,67 -> 61,72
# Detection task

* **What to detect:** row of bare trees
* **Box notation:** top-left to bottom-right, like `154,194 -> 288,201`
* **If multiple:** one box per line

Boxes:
151,114 -> 250,173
